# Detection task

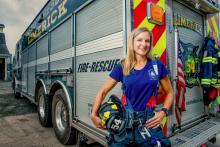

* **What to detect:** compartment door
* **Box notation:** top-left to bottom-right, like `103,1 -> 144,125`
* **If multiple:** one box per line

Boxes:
173,1 -> 205,123
75,0 -> 124,129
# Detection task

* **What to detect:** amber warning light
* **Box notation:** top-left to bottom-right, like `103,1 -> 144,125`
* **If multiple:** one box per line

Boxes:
147,3 -> 164,25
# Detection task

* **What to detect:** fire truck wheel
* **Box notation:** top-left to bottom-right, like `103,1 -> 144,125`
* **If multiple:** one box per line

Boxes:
37,87 -> 52,127
52,89 -> 77,145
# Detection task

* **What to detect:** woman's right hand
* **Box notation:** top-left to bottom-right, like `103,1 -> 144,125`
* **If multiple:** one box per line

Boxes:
90,77 -> 118,130
91,114 -> 106,130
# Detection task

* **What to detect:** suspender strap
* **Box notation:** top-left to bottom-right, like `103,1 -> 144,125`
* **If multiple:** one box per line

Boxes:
152,60 -> 159,103
122,76 -> 134,112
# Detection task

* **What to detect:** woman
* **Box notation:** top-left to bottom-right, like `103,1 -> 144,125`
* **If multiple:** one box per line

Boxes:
91,27 -> 173,146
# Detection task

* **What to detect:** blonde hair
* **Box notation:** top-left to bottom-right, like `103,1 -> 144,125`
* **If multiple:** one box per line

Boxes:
121,27 -> 153,75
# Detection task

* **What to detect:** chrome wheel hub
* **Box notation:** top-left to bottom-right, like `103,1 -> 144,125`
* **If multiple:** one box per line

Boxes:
39,95 -> 45,118
55,100 -> 67,132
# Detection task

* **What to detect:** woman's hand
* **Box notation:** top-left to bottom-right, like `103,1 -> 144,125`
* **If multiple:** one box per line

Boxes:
91,114 -> 106,130
145,111 -> 166,128
91,77 -> 118,130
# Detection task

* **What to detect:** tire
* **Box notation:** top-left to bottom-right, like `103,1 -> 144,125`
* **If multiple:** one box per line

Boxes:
52,89 -> 77,145
37,87 -> 52,127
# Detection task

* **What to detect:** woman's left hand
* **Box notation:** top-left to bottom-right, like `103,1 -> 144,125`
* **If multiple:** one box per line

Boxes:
145,111 -> 166,128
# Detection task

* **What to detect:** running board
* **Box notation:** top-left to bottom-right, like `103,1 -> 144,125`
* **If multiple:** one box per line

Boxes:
170,119 -> 220,147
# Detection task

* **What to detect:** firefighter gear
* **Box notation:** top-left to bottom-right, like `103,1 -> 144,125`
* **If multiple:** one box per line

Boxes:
200,37 -> 219,88
200,37 -> 220,106
99,95 -> 171,146
98,95 -> 127,141
106,106 -> 171,147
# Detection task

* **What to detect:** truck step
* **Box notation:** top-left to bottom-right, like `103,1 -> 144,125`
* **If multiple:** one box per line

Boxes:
171,120 -> 220,147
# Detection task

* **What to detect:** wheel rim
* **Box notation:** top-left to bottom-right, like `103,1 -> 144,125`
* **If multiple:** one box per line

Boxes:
55,99 -> 67,132
39,94 -> 45,118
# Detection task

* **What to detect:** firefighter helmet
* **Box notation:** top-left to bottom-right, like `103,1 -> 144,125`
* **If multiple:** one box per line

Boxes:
98,95 -> 127,135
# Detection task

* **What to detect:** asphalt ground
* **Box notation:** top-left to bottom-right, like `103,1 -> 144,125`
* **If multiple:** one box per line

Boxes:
0,81 -> 103,147
0,81 -> 65,147
0,93 -> 36,118
0,81 -> 36,118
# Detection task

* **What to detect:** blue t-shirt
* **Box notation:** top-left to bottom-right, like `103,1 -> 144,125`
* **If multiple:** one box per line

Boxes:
109,60 -> 168,111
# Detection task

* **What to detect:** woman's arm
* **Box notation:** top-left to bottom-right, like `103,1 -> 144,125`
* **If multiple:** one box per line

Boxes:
146,75 -> 174,128
91,76 -> 118,129
159,75 -> 174,110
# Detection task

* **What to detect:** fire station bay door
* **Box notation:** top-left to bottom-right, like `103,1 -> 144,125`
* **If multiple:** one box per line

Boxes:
173,1 -> 205,124
0,58 -> 5,80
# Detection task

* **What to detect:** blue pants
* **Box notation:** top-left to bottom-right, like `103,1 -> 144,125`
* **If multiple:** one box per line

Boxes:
107,108 -> 171,147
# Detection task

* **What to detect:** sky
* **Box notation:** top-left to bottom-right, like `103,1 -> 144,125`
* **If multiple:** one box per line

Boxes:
0,0 -> 47,55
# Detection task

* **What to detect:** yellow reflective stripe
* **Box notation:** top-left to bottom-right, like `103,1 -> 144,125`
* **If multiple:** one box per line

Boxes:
138,18 -> 155,31
153,31 -> 166,57
212,57 -> 217,61
203,57 -> 212,60
103,111 -> 110,118
111,104 -> 117,110
209,102 -> 213,109
201,79 -> 211,82
202,82 -> 210,85
213,84 -> 220,88
207,25 -> 211,35
212,78 -> 217,82
211,16 -> 219,40
107,102 -> 113,104
161,116 -> 166,127
217,96 -> 220,105
212,58 -> 218,64
203,57 -> 213,62
201,82 -> 210,85
203,59 -> 213,63
211,79 -> 217,84
133,0 -> 142,9
218,52 -> 220,57
201,79 -> 211,85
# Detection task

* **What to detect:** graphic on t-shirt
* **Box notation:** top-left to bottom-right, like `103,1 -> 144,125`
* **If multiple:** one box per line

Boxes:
148,68 -> 157,80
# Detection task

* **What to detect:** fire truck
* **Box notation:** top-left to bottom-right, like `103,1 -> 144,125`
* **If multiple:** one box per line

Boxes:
12,0 -> 220,146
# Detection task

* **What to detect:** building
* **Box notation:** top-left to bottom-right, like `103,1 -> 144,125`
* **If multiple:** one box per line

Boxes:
0,24 -> 11,80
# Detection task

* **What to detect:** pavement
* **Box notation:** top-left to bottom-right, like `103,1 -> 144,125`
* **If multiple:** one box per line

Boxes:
0,82 -> 36,118
0,81 -> 67,147
0,81 -> 103,147
0,114 -> 65,147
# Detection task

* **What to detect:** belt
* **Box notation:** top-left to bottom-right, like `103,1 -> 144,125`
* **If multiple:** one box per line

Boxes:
126,108 -> 154,128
